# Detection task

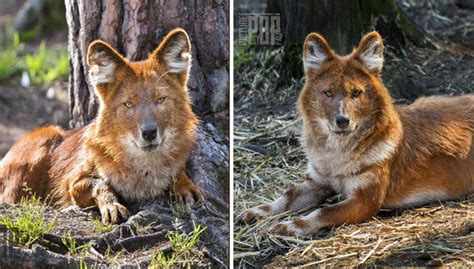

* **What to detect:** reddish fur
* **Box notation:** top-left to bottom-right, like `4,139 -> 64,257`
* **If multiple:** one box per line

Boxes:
0,126 -> 64,202
0,28 -> 202,224
238,32 -> 474,236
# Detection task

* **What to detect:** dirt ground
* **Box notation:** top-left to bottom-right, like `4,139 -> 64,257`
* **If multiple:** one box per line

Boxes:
234,0 -> 474,268
0,81 -> 69,158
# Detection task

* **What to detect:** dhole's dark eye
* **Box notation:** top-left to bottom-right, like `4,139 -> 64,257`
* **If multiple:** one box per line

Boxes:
124,101 -> 134,108
156,97 -> 167,104
351,89 -> 362,98
324,90 -> 333,97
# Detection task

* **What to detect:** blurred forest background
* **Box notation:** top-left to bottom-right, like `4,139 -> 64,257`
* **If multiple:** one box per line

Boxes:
234,0 -> 473,268
0,0 -> 69,158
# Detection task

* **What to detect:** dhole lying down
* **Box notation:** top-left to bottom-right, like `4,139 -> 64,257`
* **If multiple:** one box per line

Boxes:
0,28 -> 203,224
238,31 -> 474,236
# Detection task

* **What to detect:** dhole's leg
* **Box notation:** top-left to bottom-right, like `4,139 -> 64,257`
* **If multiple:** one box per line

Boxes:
172,169 -> 204,205
237,176 -> 335,225
271,187 -> 383,236
69,176 -> 130,224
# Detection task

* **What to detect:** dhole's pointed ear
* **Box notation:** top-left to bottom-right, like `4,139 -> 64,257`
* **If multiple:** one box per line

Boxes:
303,33 -> 334,74
87,40 -> 127,90
152,28 -> 191,78
353,32 -> 384,74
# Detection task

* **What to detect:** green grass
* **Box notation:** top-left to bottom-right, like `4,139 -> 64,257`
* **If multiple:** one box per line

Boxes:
61,231 -> 91,256
0,31 -> 24,80
92,219 -> 113,234
24,41 -> 69,85
0,29 -> 68,85
0,194 -> 55,248
103,244 -> 125,266
79,260 -> 89,269
133,221 -> 156,236
234,32 -> 259,70
169,187 -> 189,218
234,43 -> 257,70
149,221 -> 207,268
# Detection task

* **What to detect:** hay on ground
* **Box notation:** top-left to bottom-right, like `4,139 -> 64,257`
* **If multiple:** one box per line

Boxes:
234,113 -> 474,268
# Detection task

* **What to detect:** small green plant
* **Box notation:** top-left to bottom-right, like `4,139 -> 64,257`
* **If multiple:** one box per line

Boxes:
103,244 -> 125,266
168,222 -> 207,258
24,41 -> 69,85
0,194 -> 55,248
79,260 -> 89,269
234,30 -> 263,70
0,30 -> 24,80
169,186 -> 189,218
170,201 -> 189,219
0,28 -> 69,84
151,251 -> 176,268
133,221 -> 156,235
61,231 -> 90,256
92,219 -> 113,234
149,221 -> 207,268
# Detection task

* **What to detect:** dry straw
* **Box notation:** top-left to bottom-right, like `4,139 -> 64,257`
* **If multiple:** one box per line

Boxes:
234,110 -> 474,268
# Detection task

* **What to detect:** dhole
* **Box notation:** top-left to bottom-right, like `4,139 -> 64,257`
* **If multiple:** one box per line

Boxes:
238,32 -> 474,236
0,28 -> 203,224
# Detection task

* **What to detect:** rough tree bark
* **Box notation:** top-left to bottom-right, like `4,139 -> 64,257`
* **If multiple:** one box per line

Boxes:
66,0 -> 229,129
0,1 -> 229,268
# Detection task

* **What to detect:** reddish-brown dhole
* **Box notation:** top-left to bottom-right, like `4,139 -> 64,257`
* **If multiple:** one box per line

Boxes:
238,31 -> 474,236
0,28 -> 203,224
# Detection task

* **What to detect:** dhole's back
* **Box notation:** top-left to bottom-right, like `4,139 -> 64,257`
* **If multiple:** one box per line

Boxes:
0,126 -> 65,202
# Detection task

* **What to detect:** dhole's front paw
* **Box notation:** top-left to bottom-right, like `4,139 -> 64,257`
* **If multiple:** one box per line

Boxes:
270,220 -> 311,236
99,202 -> 130,224
174,181 -> 204,206
236,206 -> 269,225
270,222 -> 296,236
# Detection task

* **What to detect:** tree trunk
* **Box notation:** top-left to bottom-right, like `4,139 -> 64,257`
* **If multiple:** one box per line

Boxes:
65,0 -> 229,130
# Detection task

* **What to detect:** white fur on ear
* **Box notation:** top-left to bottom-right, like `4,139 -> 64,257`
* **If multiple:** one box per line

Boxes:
163,38 -> 191,74
88,51 -> 116,86
304,41 -> 329,72
359,39 -> 384,72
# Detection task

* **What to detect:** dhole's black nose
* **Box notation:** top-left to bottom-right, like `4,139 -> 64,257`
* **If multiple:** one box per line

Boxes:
141,125 -> 157,142
335,115 -> 350,129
